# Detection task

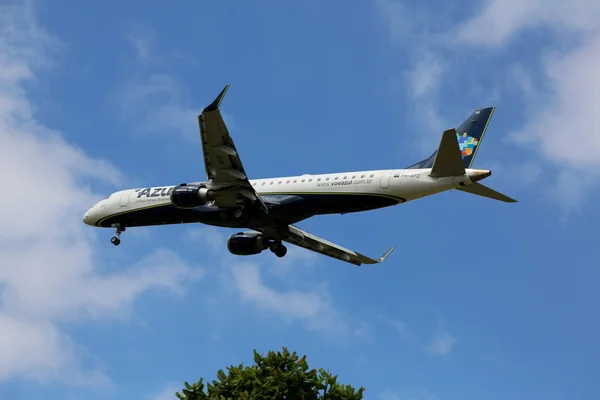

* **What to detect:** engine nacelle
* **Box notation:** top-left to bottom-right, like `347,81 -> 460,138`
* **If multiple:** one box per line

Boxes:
170,184 -> 215,209
227,232 -> 269,256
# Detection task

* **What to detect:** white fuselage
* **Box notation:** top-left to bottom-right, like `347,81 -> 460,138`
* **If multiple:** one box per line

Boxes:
251,168 -> 462,200
83,167 -> 485,227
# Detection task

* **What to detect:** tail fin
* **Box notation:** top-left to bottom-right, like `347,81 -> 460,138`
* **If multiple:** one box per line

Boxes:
406,107 -> 495,170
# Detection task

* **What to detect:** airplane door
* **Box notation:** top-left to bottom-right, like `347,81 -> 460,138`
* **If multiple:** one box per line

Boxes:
119,190 -> 133,207
379,170 -> 392,189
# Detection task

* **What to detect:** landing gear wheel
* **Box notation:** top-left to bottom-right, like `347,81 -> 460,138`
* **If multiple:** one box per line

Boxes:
269,241 -> 287,258
274,245 -> 287,258
111,225 -> 125,246
234,209 -> 244,219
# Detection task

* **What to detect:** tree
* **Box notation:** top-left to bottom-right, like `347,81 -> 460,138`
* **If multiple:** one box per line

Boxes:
175,347 -> 365,400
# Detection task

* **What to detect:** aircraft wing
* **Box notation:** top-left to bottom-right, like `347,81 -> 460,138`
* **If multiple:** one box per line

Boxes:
199,85 -> 268,214
282,224 -> 395,266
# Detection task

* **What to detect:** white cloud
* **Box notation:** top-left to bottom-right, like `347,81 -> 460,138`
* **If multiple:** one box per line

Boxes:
378,314 -> 415,342
425,330 -> 457,357
265,244 -> 318,277
183,225 -> 363,340
183,225 -> 229,254
375,0 -> 450,153
0,2 -> 202,385
125,20 -> 156,60
549,170 -> 598,217
377,0 -> 600,209
510,35 -> 600,170
230,261 -> 352,337
407,50 -> 445,100
117,73 -> 199,140
391,320 -> 412,340
507,63 -> 537,100
460,0 -> 600,209
404,49 -> 449,152
379,316 -> 456,357
455,0 -> 600,47
116,22 -> 206,141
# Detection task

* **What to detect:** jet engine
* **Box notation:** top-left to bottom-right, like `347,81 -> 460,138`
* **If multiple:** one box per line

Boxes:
170,183 -> 216,209
227,232 -> 269,256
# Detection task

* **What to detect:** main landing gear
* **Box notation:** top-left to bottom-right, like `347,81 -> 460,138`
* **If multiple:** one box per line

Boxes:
269,240 -> 287,258
111,225 -> 125,246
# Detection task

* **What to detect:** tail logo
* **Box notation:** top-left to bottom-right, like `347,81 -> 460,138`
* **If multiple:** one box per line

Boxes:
457,132 -> 478,158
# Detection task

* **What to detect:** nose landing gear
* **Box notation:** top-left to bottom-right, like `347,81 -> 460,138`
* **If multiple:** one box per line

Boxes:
111,225 -> 125,246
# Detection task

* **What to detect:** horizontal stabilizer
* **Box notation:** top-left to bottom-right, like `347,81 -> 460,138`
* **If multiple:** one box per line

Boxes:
456,182 -> 517,203
430,129 -> 466,178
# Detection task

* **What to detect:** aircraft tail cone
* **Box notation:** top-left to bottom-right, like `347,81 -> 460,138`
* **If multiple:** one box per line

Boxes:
468,169 -> 491,183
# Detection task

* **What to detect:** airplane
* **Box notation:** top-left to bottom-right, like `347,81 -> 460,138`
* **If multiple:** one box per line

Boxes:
82,85 -> 516,266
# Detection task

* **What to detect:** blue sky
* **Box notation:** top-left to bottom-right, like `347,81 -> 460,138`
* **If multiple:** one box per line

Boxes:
1,0 -> 599,399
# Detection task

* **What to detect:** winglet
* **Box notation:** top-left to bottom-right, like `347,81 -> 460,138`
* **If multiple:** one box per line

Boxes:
360,245 -> 396,265
203,84 -> 230,113
377,246 -> 396,263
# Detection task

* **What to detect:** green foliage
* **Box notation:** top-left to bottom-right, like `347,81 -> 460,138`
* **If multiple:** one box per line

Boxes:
175,347 -> 365,400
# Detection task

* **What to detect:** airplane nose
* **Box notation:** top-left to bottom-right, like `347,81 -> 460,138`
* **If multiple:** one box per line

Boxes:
83,198 -> 109,226
83,208 -> 94,226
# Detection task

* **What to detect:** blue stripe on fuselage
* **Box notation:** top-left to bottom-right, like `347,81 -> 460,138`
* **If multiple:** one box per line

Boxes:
97,192 -> 405,228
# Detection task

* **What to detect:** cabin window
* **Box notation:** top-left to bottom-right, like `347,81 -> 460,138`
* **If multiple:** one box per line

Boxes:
370,174 -> 374,178
286,180 -> 290,184
343,176 -> 347,179
334,177 -> 339,180
361,175 -> 365,178
352,175 -> 356,179
309,179 -> 313,182
262,182 -> 265,185
278,181 -> 282,184
326,177 -> 330,181
302,179 -> 305,182
317,178 -> 321,181
270,182 -> 274,185
293,180 -> 297,183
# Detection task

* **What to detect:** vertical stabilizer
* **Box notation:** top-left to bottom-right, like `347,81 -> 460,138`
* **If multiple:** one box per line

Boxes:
406,107 -> 495,170
456,107 -> 494,169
